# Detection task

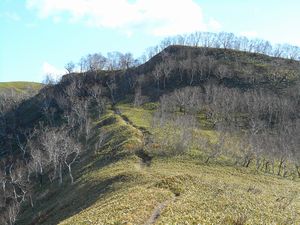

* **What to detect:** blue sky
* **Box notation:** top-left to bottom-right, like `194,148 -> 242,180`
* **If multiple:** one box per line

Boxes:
1,0 -> 300,82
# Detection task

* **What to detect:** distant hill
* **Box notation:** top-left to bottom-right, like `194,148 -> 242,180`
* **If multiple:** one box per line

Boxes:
0,81 -> 43,94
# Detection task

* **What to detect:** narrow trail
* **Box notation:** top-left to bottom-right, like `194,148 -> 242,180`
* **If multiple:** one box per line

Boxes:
115,108 -> 151,135
114,107 -> 177,224
144,196 -> 176,225
113,107 -> 152,167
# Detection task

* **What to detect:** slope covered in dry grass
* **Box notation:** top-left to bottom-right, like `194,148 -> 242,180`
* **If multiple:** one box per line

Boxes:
17,105 -> 300,225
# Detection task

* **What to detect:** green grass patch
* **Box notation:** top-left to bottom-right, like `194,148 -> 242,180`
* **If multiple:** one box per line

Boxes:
0,81 -> 43,93
116,104 -> 154,130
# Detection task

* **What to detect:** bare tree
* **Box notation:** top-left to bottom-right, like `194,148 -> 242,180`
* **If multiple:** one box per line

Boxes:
153,31 -> 300,61
106,75 -> 117,104
43,74 -> 56,85
88,84 -> 106,119
163,87 -> 200,114
119,52 -> 135,70
181,57 -> 198,85
106,52 -> 122,70
40,127 -> 81,184
78,56 -> 88,73
86,53 -> 107,72
217,32 -> 235,50
65,61 -> 75,74
204,132 -> 227,164
62,137 -> 81,184
134,85 -> 143,107
28,137 -> 48,185
153,64 -> 163,91
161,59 -> 174,88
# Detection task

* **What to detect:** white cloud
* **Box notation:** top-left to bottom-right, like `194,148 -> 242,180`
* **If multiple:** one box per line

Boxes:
42,62 -> 65,81
26,0 -> 219,36
208,18 -> 221,31
1,12 -> 21,21
53,15 -> 61,23
239,31 -> 258,38
25,22 -> 38,28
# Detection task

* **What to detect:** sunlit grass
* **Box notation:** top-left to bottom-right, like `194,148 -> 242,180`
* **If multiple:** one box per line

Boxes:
0,81 -> 42,93
60,156 -> 300,225
117,103 -> 154,130
17,104 -> 300,225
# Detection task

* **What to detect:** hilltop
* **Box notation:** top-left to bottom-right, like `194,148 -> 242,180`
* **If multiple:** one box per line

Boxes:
0,45 -> 300,225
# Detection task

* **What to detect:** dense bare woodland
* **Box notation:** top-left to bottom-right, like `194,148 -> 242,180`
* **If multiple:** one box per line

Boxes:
0,32 -> 300,224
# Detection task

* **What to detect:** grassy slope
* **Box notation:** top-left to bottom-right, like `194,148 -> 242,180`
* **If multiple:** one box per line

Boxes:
17,104 -> 300,225
0,81 -> 43,93
61,158 -> 300,224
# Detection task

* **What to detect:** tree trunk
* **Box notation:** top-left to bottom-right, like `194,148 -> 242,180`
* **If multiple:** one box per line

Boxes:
277,158 -> 284,176
39,173 -> 43,186
270,159 -> 275,174
295,165 -> 300,178
243,156 -> 251,167
245,158 -> 251,168
2,182 -> 6,198
265,161 -> 269,173
189,73 -> 194,85
205,156 -> 210,164
67,164 -> 74,184
282,164 -> 288,177
29,194 -> 34,208
59,164 -> 63,185
256,157 -> 262,170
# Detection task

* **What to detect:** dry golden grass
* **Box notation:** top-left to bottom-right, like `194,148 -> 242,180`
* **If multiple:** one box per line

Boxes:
18,105 -> 300,225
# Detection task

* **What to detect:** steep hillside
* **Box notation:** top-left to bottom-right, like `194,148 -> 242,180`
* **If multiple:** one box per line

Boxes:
16,106 -> 300,224
1,46 -> 300,225
134,45 -> 300,93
